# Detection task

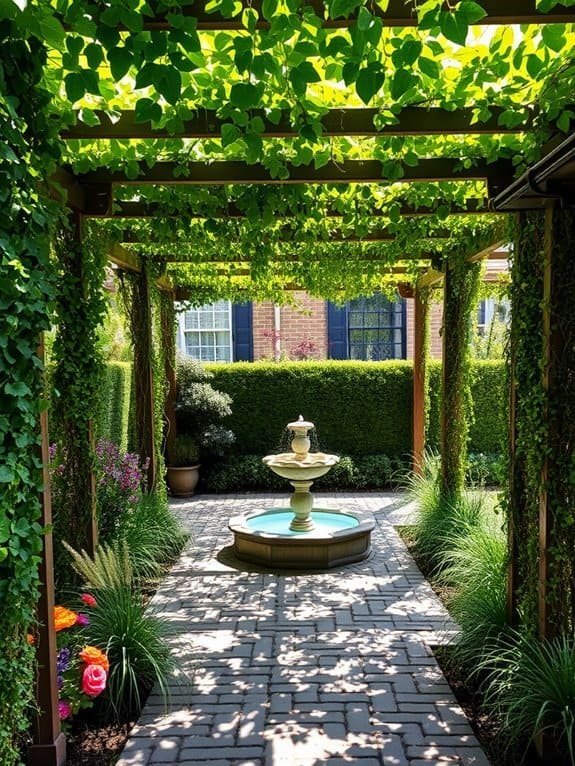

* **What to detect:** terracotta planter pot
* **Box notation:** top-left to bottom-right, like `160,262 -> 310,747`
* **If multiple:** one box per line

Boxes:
166,465 -> 200,497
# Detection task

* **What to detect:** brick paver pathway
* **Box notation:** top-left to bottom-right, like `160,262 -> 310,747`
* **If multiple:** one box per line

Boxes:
117,493 -> 490,766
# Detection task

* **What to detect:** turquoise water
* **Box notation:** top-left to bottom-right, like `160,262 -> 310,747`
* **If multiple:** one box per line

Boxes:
245,510 -> 359,537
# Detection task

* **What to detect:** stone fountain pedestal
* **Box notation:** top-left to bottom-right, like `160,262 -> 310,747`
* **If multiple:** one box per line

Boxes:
228,416 -> 374,569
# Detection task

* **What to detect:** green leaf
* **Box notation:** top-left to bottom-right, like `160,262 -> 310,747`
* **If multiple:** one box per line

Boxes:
262,0 -> 278,20
542,24 -> 565,52
440,10 -> 468,46
391,69 -> 417,100
158,67 -> 182,104
458,1 -> 487,24
135,98 -> 162,123
418,56 -> 440,79
37,11 -> 65,50
526,54 -> 542,78
108,47 -> 133,81
230,82 -> 260,109
401,39 -> 422,66
65,72 -> 86,103
289,61 -> 321,96
85,42 -> 103,69
0,465 -> 14,484
329,0 -> 361,19
221,123 -> 241,146
355,63 -> 385,105
357,6 -> 372,32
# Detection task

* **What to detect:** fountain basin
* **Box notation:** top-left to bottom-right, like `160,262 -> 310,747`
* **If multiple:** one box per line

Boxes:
262,452 -> 339,482
229,508 -> 375,569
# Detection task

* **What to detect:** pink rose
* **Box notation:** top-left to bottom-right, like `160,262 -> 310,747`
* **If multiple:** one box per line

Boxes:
81,664 -> 107,697
58,701 -> 72,720
81,593 -> 97,608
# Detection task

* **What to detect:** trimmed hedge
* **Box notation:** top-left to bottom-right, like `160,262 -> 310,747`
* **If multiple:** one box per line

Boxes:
207,361 -> 413,456
206,360 -> 506,459
97,361 -> 132,450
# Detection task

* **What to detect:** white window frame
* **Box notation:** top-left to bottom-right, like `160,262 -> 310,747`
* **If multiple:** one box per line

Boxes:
176,301 -> 234,363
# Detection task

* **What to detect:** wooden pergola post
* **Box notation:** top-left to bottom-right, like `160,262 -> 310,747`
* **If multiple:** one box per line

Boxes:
28,336 -> 66,766
412,286 -> 428,474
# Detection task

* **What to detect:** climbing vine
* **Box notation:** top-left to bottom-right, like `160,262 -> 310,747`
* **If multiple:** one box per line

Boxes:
51,218 -> 109,582
505,211 -> 545,633
0,21 -> 61,766
440,250 -> 482,499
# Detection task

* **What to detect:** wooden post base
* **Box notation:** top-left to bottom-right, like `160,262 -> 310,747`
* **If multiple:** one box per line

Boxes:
28,732 -> 66,766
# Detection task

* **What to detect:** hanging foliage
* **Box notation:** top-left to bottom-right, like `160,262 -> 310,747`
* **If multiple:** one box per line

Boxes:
0,21 -> 61,766
51,218 -> 109,581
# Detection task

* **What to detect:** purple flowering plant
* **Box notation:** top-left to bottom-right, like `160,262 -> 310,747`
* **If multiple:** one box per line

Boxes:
50,439 -> 146,544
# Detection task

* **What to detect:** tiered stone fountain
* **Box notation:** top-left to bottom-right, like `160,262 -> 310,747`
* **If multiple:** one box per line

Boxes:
228,416 -> 374,569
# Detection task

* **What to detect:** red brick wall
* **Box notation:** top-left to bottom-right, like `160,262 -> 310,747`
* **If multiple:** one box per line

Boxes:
252,291 -> 443,361
403,296 -> 443,360
252,293 -> 327,360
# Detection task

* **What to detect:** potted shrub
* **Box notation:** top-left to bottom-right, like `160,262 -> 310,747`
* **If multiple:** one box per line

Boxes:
166,434 -> 200,497
166,359 -> 235,495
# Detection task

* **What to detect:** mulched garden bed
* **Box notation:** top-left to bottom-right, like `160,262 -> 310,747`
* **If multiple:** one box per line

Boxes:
65,716 -> 136,766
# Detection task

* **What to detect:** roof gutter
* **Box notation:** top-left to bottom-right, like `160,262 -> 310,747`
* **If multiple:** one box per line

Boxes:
492,132 -> 575,211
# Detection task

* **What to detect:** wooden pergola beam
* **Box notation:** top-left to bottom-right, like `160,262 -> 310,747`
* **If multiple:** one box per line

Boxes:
102,199 -> 493,219
62,106 -> 528,141
120,227 -> 450,245
78,158 -> 514,187
466,239 -> 507,262
93,0 -> 575,30
165,255 -> 432,264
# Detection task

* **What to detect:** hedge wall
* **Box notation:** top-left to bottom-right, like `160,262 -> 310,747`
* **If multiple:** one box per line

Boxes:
96,361 -> 132,450
206,359 -> 506,459
207,361 -> 413,456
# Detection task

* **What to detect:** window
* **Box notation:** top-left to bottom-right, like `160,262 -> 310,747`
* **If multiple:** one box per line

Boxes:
178,301 -> 233,362
327,294 -> 406,360
477,298 -> 510,335
176,301 -> 254,362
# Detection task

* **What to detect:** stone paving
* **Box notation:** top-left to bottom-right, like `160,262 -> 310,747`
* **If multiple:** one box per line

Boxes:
117,493 -> 490,766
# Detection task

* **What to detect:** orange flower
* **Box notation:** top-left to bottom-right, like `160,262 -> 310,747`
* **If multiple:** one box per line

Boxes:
26,634 -> 35,645
54,606 -> 78,632
79,645 -> 109,672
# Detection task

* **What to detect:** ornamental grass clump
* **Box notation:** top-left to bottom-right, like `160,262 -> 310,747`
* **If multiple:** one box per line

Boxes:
406,452 -> 484,575
439,514 -> 508,670
482,632 -> 575,765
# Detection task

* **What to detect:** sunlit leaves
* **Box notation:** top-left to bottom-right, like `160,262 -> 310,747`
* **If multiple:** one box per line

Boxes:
355,63 -> 385,104
230,82 -> 262,108
289,61 -> 321,96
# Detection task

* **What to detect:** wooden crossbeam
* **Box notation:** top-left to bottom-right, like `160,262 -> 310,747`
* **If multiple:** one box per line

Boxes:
62,106 -> 527,141
104,199 -> 492,219
78,158 -> 514,187
166,256 -> 431,264
120,226 -> 451,244
96,0 -> 575,30
466,239 -> 506,262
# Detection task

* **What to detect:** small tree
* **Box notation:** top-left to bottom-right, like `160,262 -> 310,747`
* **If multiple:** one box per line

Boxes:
174,358 -> 235,460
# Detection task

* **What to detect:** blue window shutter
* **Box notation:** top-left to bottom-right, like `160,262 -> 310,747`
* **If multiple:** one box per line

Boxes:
327,302 -> 348,359
232,302 -> 253,361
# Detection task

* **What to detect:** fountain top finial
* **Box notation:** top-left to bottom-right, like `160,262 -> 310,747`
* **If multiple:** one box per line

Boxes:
287,415 -> 314,431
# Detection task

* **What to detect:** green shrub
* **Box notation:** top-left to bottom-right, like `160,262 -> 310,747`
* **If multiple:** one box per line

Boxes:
97,362 -> 132,450
483,633 -> 575,764
206,361 -> 413,457
467,452 -> 504,486
205,360 -> 506,460
202,453 -> 408,492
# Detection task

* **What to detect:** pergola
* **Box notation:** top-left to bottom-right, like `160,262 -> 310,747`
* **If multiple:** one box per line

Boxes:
3,2 -> 575,764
